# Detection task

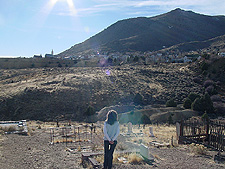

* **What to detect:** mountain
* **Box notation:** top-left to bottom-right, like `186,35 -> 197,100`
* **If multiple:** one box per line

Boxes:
58,8 -> 225,56
159,34 -> 225,53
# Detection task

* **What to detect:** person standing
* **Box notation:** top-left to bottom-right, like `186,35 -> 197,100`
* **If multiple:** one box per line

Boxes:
103,110 -> 120,169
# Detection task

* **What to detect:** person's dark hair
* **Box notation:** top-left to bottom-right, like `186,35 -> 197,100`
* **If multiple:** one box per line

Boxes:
106,110 -> 118,125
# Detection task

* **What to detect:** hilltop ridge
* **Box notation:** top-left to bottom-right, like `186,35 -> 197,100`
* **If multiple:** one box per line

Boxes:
58,8 -> 225,57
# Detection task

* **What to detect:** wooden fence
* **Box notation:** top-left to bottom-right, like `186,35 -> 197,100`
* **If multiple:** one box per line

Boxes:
177,119 -> 225,151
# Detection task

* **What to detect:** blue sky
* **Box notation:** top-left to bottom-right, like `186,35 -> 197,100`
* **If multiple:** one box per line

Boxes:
0,0 -> 225,57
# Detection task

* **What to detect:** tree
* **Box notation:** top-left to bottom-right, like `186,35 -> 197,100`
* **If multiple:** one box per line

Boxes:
191,98 -> 204,112
202,93 -> 214,113
168,114 -> 173,125
183,98 -> 192,109
188,93 -> 200,102
133,56 -> 139,62
191,93 -> 214,113
85,105 -> 95,116
166,99 -> 177,107
133,93 -> 144,105
140,114 -> 151,124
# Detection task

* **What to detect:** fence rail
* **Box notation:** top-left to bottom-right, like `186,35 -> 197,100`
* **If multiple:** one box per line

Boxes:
177,119 -> 225,151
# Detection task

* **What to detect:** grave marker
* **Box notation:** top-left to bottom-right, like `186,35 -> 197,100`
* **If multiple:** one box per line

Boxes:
127,122 -> 132,134
140,144 -> 154,161
149,127 -> 154,137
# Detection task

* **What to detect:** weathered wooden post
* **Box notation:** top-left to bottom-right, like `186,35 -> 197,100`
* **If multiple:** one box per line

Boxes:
56,119 -> 59,127
52,129 -> 54,144
206,119 -> 210,144
90,124 -> 94,142
176,121 -> 183,144
73,126 -> 76,142
50,128 -> 52,143
78,126 -> 80,142
66,127 -> 68,147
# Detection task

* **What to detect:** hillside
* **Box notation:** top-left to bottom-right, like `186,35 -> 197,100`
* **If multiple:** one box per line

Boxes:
58,8 -> 225,56
0,63 -> 204,121
159,34 -> 225,53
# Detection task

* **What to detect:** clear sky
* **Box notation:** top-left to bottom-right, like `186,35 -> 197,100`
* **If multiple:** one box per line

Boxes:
0,0 -> 225,57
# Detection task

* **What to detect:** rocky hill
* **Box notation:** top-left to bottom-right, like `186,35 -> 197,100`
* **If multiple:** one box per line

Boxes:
58,8 -> 225,56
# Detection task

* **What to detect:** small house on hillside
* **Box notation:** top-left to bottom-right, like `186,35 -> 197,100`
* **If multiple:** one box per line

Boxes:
218,52 -> 225,57
45,54 -> 55,58
33,54 -> 42,58
183,56 -> 192,63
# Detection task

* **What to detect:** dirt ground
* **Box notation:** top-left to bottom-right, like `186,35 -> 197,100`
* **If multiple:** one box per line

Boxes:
0,123 -> 224,169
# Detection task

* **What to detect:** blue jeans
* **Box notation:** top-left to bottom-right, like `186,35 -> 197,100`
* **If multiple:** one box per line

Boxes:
104,140 -> 117,169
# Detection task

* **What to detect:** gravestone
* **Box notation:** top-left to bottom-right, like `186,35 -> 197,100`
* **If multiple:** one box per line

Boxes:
176,122 -> 180,139
127,122 -> 132,134
149,127 -> 154,137
140,144 -> 154,161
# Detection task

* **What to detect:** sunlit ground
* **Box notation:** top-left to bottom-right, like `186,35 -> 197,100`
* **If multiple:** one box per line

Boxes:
27,121 -> 177,146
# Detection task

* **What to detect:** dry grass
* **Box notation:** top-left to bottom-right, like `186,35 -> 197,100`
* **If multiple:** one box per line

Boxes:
0,125 -> 19,132
116,142 -> 128,151
128,153 -> 143,164
122,124 -> 178,146
189,143 -> 207,155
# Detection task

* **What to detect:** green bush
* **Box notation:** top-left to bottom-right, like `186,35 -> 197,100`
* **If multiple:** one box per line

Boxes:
166,99 -> 177,107
140,114 -> 151,124
183,98 -> 192,109
191,93 -> 214,113
85,105 -> 95,116
188,93 -> 200,102
133,93 -> 144,105
200,61 -> 209,71
168,114 -> 173,125
203,93 -> 214,113
191,98 -> 204,112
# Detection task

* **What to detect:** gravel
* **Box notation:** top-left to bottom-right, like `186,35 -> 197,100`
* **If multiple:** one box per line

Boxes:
0,128 -> 224,169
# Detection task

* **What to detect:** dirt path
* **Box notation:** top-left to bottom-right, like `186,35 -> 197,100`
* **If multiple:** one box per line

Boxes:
0,129 -> 224,169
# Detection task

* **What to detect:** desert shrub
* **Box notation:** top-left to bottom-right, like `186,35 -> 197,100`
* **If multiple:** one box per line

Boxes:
202,54 -> 210,60
200,61 -> 209,71
210,95 -> 222,102
205,85 -> 217,96
213,102 -> 225,115
193,77 -> 201,84
133,93 -> 144,105
202,113 -> 209,122
166,99 -> 177,107
128,153 -> 143,164
189,143 -> 207,155
203,80 -> 214,88
188,93 -> 200,102
202,70 -> 207,75
216,81 -> 221,86
183,98 -> 192,109
84,105 -> 95,116
58,63 -> 62,67
133,56 -> 139,62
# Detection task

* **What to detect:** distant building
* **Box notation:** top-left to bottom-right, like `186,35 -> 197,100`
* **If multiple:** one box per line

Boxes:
183,56 -> 192,63
33,54 -> 42,58
45,49 -> 55,58
45,54 -> 54,58
218,52 -> 225,57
